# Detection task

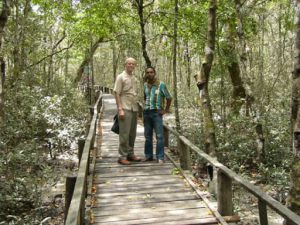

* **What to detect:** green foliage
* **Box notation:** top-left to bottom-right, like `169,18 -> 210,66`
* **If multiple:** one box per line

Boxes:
0,80 -> 88,222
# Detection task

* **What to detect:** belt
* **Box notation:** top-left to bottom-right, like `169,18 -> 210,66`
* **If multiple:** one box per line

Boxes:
144,109 -> 158,112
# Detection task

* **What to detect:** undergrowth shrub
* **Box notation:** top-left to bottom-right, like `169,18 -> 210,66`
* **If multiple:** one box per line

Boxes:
0,82 -> 89,223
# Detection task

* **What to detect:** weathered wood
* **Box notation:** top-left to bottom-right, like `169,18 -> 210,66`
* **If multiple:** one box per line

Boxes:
217,170 -> 233,216
165,151 -> 230,225
177,137 -> 191,170
65,93 -> 103,225
93,216 -> 238,225
91,94 -> 224,225
258,199 -> 268,225
64,176 -> 76,223
77,138 -> 85,164
163,123 -> 300,225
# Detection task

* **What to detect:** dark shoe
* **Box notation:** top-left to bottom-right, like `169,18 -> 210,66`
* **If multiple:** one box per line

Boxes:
141,158 -> 154,162
127,156 -> 141,162
158,159 -> 164,164
118,159 -> 131,165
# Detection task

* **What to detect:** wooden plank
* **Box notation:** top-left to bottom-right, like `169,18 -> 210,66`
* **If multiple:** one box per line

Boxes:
93,176 -> 187,185
93,199 -> 207,213
94,183 -> 192,194
95,192 -> 200,206
91,95 -> 223,225
165,152 -> 229,225
93,216 -> 220,225
93,208 -> 214,223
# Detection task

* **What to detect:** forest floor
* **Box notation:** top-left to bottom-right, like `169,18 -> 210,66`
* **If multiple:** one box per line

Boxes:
33,147 -> 79,225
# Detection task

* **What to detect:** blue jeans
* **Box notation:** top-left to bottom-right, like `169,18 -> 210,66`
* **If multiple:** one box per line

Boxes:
143,110 -> 164,160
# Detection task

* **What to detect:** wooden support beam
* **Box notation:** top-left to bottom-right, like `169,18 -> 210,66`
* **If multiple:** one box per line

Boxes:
65,176 -> 77,224
258,199 -> 268,225
217,170 -> 233,216
177,138 -> 191,170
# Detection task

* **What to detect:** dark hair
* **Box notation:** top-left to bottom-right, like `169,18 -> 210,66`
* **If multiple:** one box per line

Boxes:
145,66 -> 156,73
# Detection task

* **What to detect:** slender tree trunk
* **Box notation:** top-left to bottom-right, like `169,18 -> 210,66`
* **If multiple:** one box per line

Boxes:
233,0 -> 265,163
112,42 -> 119,82
0,0 -> 11,120
286,0 -> 300,222
12,0 -> 21,82
74,38 -> 103,84
90,38 -> 95,105
173,0 -> 180,131
134,0 -> 152,67
184,41 -> 191,90
64,39 -> 69,89
48,30 -> 53,91
195,0 -> 217,156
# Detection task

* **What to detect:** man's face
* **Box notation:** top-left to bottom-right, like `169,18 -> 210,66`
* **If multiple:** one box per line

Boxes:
146,68 -> 156,81
125,59 -> 136,74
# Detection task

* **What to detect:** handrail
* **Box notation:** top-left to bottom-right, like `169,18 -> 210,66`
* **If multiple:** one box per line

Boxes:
163,123 -> 300,225
65,92 -> 103,225
81,86 -> 300,224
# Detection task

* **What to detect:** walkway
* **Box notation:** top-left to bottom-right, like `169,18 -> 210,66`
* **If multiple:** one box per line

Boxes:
91,94 -> 221,225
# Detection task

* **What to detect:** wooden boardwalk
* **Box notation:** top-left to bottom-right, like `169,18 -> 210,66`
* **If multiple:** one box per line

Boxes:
91,94 -> 221,225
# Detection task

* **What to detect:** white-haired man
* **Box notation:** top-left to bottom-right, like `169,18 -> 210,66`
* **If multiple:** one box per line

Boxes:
113,57 -> 141,165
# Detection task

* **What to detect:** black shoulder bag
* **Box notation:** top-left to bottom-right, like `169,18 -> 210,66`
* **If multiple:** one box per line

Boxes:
111,114 -> 119,134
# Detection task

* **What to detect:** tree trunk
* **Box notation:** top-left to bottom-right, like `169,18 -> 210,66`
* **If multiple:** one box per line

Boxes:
112,42 -> 119,82
233,0 -> 265,163
195,0 -> 217,156
286,0 -> 300,222
0,0 -> 11,120
74,38 -> 103,84
135,0 -> 152,67
184,41 -> 191,90
173,0 -> 180,131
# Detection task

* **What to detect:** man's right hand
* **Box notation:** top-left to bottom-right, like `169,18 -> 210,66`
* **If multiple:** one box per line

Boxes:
119,109 -> 125,120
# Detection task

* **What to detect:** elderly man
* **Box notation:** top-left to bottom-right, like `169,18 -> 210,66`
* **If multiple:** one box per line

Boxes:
113,57 -> 141,165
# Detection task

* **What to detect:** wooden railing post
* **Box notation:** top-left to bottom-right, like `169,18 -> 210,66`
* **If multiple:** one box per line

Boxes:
95,90 -> 100,102
177,137 -> 191,170
258,199 -> 268,225
89,106 -> 94,117
163,126 -> 169,148
96,97 -> 100,112
78,138 -> 85,165
217,170 -> 233,216
65,175 -> 76,224
80,197 -> 84,225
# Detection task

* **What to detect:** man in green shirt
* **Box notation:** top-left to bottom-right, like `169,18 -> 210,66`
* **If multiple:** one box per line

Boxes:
143,66 -> 172,163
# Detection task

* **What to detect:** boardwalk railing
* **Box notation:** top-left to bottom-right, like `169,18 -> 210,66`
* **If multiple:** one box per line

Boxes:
65,90 -> 103,225
71,85 -> 300,225
163,124 -> 300,225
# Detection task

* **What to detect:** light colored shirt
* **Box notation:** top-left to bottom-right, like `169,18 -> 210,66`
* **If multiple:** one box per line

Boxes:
144,79 -> 172,110
113,70 -> 139,112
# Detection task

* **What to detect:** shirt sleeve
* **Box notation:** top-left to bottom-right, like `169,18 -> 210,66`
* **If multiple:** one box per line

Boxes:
113,75 -> 123,95
161,82 -> 172,99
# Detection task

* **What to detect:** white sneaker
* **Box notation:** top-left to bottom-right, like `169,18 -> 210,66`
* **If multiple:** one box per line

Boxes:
158,159 -> 164,164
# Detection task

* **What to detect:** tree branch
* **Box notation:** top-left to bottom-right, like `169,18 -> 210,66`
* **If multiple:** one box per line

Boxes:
143,0 -> 155,8
27,43 -> 74,69
52,32 -> 66,50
